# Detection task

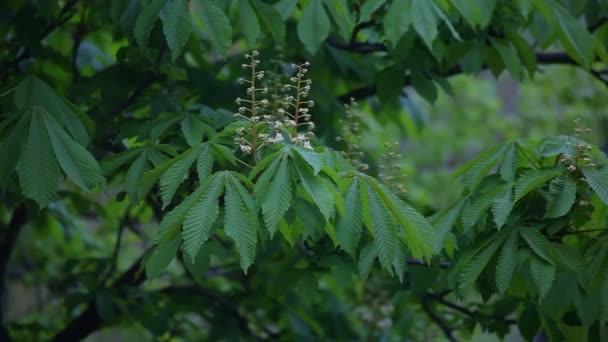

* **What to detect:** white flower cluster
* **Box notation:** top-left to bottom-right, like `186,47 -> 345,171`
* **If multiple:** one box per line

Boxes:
336,98 -> 369,171
560,119 -> 596,171
233,52 -> 318,155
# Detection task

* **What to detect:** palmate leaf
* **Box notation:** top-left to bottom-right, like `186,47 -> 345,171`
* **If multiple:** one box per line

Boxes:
458,144 -> 507,191
358,242 -> 378,281
196,144 -> 214,182
0,114 -> 29,186
297,0 -> 330,55
383,0 -> 411,47
491,187 -> 514,229
159,144 -> 202,208
520,227 -> 553,264
410,0 -> 438,49
363,181 -> 397,272
125,149 -> 150,201
294,156 -> 334,221
251,0 -> 285,43
393,244 -> 408,283
145,233 -> 180,278
370,179 -> 435,260
182,174 -> 224,262
545,173 -> 576,218
499,141 -> 519,182
224,174 -> 258,272
496,229 -> 518,294
530,256 -> 556,298
514,167 -> 563,201
582,167 -> 608,205
162,0 -> 192,61
43,112 -> 104,191
430,199 -> 464,253
16,110 -> 60,207
238,0 -> 261,46
461,183 -> 510,230
459,236 -> 504,295
195,0 -> 232,54
156,184 -> 206,244
134,0 -> 167,47
259,157 -> 293,236
336,176 -> 363,257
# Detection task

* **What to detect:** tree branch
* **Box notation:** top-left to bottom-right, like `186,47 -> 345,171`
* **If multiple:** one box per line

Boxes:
421,296 -> 458,342
426,293 -> 517,325
0,0 -> 80,81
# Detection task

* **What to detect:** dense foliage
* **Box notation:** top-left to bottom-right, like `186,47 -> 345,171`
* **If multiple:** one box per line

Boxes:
1,0 -> 608,340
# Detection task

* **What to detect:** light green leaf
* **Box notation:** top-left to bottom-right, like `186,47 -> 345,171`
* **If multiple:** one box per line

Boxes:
195,0 -> 232,53
145,234 -> 180,278
520,227 -> 553,264
252,0 -> 285,43
162,0 -> 192,60
410,0 -> 438,49
238,0 -> 261,46
336,177 -> 362,257
383,0 -> 411,47
182,175 -> 224,262
393,244 -> 407,283
358,242 -> 377,280
496,229 -> 518,294
43,113 -> 104,191
515,168 -> 563,201
224,175 -> 258,272
293,146 -> 324,175
181,114 -> 206,147
17,110 -> 60,207
134,0 -> 167,47
260,157 -> 292,235
582,167 -> 608,205
297,0 -> 330,55
545,173 -> 576,218
530,256 -> 555,298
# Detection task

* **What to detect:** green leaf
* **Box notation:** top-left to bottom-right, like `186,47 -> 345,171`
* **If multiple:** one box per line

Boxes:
601,270 -> 608,324
195,0 -> 232,54
181,114 -> 206,147
295,158 -> 334,221
297,0 -> 330,55
273,0 -> 298,20
490,38 -> 523,80
582,167 -> 608,205
0,115 -> 29,186
491,188 -> 514,229
465,144 -> 507,190
383,0 -> 411,47
224,174 -> 258,272
134,0 -> 167,47
514,168 -> 563,201
183,241 -> 214,283
323,0 -> 354,41
145,234 -> 180,278
552,2 -> 595,68
252,0 -> 285,43
410,0 -> 438,49
293,146 -> 324,175
411,71 -> 437,103
125,149 -> 149,201
393,244 -> 407,283
496,229 -> 518,294
162,0 -> 192,60
238,0 -> 261,46
358,242 -> 377,280
520,227 -> 553,264
159,145 -> 201,208
260,157 -> 292,236
364,181 -> 397,272
336,177 -> 362,257
530,256 -> 555,298
450,0 -> 496,28
459,237 -> 503,294
430,199 -> 464,253
461,183 -> 510,230
196,144 -> 214,182
43,113 -> 104,191
359,0 -> 385,23
100,147 -> 143,176
156,185 -> 206,244
545,173 -> 576,218
17,111 -> 60,207
499,142 -> 519,182
182,174 -> 224,262
507,30 -> 537,77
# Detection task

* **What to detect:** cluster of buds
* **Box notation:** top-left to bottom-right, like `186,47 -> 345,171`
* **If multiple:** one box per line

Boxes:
335,98 -> 369,171
560,119 -> 596,172
379,142 -> 407,197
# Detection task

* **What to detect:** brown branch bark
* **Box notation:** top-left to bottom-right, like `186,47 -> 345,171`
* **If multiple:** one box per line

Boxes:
421,296 -> 458,342
427,293 -> 517,325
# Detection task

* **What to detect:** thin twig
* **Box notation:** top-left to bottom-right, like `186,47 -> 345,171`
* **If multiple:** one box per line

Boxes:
421,296 -> 458,342
427,293 -> 517,325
